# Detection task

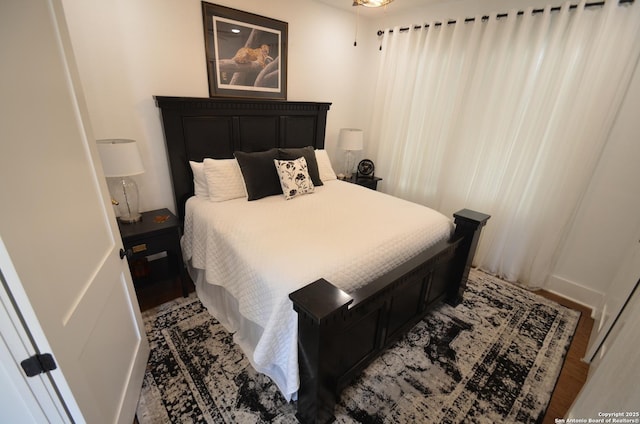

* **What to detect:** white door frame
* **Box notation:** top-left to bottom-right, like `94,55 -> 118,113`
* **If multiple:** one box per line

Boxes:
0,236 -> 81,423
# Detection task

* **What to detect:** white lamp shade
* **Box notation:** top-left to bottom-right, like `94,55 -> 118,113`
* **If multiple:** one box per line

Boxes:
338,128 -> 364,151
97,139 -> 145,177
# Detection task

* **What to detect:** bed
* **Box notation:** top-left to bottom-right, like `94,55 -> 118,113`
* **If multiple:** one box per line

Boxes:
155,96 -> 490,424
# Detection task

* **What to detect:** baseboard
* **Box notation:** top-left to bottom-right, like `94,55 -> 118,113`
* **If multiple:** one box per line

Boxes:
545,274 -> 604,319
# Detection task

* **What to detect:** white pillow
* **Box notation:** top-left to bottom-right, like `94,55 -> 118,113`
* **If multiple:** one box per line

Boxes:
315,149 -> 337,182
189,161 -> 208,198
203,158 -> 247,202
274,157 -> 315,200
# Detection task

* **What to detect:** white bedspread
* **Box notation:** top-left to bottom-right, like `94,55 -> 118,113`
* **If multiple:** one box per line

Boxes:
181,180 -> 453,400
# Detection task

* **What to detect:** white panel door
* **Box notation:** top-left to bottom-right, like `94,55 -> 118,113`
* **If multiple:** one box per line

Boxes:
0,1 -> 149,423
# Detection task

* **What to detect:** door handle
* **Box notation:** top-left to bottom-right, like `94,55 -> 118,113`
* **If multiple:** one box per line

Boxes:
119,248 -> 132,260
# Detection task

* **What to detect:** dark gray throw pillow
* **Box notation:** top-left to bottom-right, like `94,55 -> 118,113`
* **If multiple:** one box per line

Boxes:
234,149 -> 282,201
278,146 -> 323,186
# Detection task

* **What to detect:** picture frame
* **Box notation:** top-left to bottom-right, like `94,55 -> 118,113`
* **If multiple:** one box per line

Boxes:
201,2 -> 288,100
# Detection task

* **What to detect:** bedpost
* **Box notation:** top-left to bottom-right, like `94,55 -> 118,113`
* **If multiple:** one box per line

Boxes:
289,279 -> 354,424
448,209 -> 491,305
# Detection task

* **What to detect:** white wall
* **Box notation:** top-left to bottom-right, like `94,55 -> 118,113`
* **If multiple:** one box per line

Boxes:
61,0 -> 640,311
548,62 -> 640,314
61,0 -> 375,214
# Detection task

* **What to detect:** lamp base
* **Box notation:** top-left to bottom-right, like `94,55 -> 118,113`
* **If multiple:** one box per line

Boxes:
117,213 -> 142,224
344,150 -> 356,178
108,176 -> 142,225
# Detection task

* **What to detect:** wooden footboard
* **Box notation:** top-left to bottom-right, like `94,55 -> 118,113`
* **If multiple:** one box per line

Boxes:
289,209 -> 490,424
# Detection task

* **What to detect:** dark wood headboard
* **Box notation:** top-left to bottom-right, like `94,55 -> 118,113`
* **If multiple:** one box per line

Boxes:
154,96 -> 331,221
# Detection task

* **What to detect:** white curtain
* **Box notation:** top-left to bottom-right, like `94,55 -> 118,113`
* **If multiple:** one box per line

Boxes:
368,0 -> 640,287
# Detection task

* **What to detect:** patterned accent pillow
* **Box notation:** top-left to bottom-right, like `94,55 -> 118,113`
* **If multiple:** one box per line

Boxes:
278,146 -> 323,186
274,156 -> 315,200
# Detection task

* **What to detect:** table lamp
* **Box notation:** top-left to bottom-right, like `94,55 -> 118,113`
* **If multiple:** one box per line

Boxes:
338,128 -> 364,178
97,139 -> 145,223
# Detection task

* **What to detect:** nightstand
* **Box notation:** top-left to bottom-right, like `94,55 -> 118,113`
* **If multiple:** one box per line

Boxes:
345,175 -> 382,190
118,208 -> 188,299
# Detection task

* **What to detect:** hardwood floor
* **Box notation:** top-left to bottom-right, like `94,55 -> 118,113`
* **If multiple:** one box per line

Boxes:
133,267 -> 594,423
134,258 -> 195,312
537,290 -> 594,423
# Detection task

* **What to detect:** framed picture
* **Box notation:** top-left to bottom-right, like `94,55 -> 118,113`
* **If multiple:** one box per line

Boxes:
201,3 -> 288,100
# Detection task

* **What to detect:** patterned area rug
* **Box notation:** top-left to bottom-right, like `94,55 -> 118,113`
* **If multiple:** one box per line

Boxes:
136,269 -> 579,423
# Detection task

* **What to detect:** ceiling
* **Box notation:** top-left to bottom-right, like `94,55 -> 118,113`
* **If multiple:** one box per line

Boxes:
314,0 -> 439,17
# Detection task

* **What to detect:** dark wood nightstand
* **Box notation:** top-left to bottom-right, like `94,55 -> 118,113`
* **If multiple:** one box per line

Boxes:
344,175 -> 382,190
118,208 -> 188,300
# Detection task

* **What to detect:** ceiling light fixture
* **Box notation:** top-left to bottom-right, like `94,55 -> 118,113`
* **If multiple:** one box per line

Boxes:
351,0 -> 394,46
353,0 -> 394,7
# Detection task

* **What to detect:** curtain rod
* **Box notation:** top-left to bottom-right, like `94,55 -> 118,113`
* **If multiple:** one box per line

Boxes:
376,0 -> 634,36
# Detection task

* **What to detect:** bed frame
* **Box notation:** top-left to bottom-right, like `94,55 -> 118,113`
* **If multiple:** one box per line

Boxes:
155,96 -> 490,424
